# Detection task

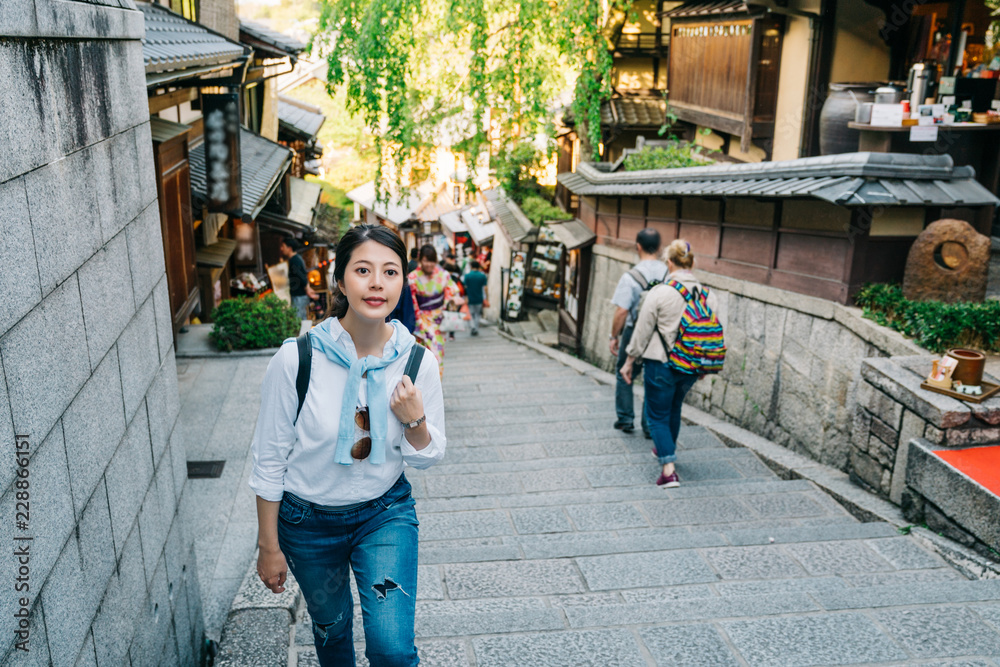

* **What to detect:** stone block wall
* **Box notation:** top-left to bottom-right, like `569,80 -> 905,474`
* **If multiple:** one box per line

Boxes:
902,438 -> 1000,563
580,245 -> 924,471
849,356 -> 1000,503
1,2 -> 201,665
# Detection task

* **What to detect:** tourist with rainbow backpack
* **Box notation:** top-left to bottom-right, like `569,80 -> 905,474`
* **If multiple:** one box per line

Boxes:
619,239 -> 726,488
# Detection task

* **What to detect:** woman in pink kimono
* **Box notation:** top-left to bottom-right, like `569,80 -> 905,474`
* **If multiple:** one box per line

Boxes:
408,245 -> 460,370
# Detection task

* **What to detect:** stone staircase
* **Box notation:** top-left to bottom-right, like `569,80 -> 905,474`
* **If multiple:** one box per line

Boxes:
501,309 -> 560,347
287,328 -> 1000,666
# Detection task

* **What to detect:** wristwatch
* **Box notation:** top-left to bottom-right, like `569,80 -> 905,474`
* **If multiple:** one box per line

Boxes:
401,415 -> 426,429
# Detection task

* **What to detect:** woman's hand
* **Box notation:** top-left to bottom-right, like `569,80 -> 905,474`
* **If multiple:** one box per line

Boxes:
390,375 -> 424,424
391,375 -> 431,449
257,545 -> 288,594
620,357 -> 635,385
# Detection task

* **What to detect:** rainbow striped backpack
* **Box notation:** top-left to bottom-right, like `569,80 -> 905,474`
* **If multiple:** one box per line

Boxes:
659,279 -> 726,375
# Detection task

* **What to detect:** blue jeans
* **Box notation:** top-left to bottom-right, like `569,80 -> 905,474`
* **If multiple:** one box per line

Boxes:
292,295 -> 310,319
277,475 -> 420,666
615,325 -> 649,434
644,361 -> 698,464
468,303 -> 483,333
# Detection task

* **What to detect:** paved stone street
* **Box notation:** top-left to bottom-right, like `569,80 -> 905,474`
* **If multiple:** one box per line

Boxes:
284,326 -> 1000,666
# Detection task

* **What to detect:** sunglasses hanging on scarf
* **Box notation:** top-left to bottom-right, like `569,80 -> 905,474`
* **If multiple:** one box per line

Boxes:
352,406 -> 372,459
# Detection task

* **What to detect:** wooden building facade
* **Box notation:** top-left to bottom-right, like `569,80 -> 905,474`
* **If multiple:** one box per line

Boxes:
558,152 -> 998,304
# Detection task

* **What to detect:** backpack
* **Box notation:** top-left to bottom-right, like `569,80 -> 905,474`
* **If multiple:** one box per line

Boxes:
628,266 -> 669,322
654,279 -> 726,375
293,333 -> 425,423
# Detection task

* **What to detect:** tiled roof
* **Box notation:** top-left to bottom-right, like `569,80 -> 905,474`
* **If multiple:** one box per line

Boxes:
139,2 -> 246,75
661,0 -> 757,17
601,97 -> 666,128
240,19 -> 307,57
346,182 -> 431,226
278,96 -> 326,140
557,153 -> 1000,207
483,189 -> 535,243
190,128 -> 294,219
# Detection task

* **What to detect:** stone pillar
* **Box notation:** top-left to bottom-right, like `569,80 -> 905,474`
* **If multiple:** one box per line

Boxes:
0,2 -> 200,664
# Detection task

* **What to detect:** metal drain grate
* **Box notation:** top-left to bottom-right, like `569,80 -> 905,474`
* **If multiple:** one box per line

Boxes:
187,460 -> 226,479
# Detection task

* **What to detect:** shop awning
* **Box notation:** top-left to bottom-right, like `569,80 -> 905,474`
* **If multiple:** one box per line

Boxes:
278,96 -> 326,141
139,2 -> 248,86
461,205 -> 495,246
439,211 -> 468,235
545,219 -> 596,250
483,189 -> 535,243
239,19 -> 306,61
257,177 -> 322,236
288,177 -> 322,226
195,238 -> 237,268
558,153 -> 1000,208
149,117 -> 191,144
190,127 -> 294,220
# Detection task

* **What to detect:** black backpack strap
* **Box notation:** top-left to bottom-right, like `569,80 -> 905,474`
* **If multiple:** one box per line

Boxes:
403,344 -> 425,383
294,332 -> 311,423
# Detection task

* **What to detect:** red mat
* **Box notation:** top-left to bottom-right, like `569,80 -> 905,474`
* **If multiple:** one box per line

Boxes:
934,445 -> 1000,497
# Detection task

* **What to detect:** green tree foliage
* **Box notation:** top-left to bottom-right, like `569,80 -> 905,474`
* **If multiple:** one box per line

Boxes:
854,283 -> 1000,353
314,0 -> 630,196
209,295 -> 302,352
521,195 -> 573,225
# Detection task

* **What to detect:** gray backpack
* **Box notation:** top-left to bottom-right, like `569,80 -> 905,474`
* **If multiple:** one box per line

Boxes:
628,266 -> 669,322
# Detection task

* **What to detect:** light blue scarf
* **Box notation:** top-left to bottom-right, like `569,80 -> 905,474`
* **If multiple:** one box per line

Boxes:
304,318 -> 415,465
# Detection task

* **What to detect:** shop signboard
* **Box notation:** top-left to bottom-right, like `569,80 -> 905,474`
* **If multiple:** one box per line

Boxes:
202,90 -> 243,216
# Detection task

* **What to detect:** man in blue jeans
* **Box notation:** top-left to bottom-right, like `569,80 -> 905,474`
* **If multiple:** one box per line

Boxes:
280,237 -> 317,319
609,228 -> 667,436
462,259 -> 488,336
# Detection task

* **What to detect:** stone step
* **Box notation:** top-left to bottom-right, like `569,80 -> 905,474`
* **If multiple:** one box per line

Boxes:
412,478 -> 828,513
416,514 -> 894,556
444,389 -> 610,409
418,444 -> 751,475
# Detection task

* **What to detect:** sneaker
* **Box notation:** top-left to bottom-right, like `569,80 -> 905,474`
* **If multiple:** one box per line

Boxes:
613,422 -> 635,434
656,471 -> 680,488
470,329 -> 479,336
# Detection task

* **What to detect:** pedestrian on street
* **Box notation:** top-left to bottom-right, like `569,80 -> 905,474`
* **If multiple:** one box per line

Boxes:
609,228 -> 668,437
462,259 -> 489,336
251,225 -> 447,666
280,237 -> 318,320
441,252 -> 464,341
407,247 -> 419,273
620,239 -> 720,488
409,244 -> 462,372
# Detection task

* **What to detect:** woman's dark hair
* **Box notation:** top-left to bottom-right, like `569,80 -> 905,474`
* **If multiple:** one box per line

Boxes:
418,244 -> 437,263
329,224 -> 407,319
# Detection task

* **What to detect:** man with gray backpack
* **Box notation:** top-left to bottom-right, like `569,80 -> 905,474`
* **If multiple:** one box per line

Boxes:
609,228 -> 668,437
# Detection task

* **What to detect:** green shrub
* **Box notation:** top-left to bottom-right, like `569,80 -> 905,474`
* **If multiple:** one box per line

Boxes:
624,142 -> 714,171
854,283 -> 1000,353
209,295 -> 302,352
521,195 -> 572,226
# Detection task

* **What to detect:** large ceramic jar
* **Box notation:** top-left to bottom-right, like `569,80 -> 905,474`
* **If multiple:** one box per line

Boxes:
819,83 -> 877,155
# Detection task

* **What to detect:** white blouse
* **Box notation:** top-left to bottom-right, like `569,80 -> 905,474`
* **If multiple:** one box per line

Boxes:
248,320 -> 446,505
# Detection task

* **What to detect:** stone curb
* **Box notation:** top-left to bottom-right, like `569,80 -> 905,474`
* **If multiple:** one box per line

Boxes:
176,321 -> 312,359
215,550 -> 302,667
498,330 -> 1000,580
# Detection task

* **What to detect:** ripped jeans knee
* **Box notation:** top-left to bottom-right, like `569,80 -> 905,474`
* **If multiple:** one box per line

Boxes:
310,608 -> 350,648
